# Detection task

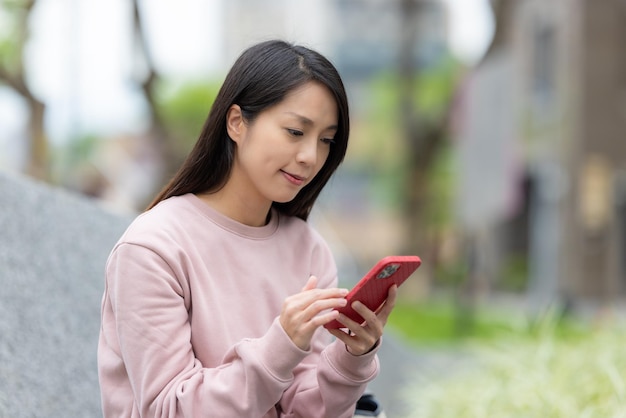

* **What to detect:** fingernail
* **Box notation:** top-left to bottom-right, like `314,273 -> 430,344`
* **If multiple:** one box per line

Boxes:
339,288 -> 349,296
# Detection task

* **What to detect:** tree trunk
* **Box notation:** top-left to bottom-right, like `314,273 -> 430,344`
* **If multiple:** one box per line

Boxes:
25,97 -> 49,180
0,0 -> 50,181
131,0 -> 182,203
398,0 -> 421,254
397,0 -> 447,267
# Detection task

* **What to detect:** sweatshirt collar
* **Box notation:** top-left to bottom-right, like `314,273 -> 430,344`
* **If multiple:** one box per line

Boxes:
185,193 -> 280,239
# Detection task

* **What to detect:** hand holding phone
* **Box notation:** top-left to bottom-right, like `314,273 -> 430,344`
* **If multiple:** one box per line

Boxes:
324,255 -> 421,329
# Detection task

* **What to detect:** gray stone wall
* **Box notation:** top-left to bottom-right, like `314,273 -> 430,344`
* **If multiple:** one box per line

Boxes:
0,171 -> 131,417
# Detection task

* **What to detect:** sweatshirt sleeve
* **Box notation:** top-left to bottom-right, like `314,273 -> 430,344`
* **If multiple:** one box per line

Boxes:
277,331 -> 380,418
101,242 -> 312,418
275,234 -> 381,418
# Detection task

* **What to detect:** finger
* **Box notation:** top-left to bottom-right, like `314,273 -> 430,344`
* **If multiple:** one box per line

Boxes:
327,328 -> 352,345
298,276 -> 348,301
286,287 -> 348,312
335,311 -> 365,333
348,301 -> 384,337
385,284 -> 398,309
282,291 -> 348,331
351,301 -> 378,326
329,320 -> 378,356
375,285 -> 398,325
301,275 -> 318,292
299,297 -> 348,322
310,309 -> 342,328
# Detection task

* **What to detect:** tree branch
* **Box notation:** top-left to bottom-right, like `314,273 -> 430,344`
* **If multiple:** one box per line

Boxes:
0,64 -> 29,96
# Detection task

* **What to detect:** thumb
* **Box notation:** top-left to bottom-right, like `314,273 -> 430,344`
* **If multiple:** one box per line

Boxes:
301,275 -> 318,292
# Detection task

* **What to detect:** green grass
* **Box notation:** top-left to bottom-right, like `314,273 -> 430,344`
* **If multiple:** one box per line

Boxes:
387,299 -> 588,347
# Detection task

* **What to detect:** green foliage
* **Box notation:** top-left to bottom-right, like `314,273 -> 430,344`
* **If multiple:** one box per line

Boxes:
156,80 -> 221,151
388,300 -> 514,346
353,75 -> 402,175
50,134 -> 102,183
356,57 -> 461,213
388,300 -> 587,347
367,158 -> 407,210
60,134 -> 101,163
423,144 -> 457,229
367,55 -> 459,127
434,260 -> 469,289
499,254 -> 530,292
0,2 -> 25,75
401,319 -> 625,418
411,57 -> 459,121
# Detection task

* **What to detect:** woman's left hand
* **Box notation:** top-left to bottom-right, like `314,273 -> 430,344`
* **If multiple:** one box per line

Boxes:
327,285 -> 398,356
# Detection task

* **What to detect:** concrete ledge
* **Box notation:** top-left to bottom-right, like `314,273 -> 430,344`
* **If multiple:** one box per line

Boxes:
0,171 -> 132,417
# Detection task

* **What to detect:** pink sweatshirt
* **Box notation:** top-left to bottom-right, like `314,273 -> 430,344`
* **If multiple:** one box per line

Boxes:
98,194 -> 379,417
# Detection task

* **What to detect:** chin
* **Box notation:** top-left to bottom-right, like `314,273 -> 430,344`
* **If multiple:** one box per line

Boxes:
271,191 -> 300,204
272,196 -> 297,204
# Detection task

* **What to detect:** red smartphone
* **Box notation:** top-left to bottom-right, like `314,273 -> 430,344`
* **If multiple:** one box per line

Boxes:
324,255 -> 421,329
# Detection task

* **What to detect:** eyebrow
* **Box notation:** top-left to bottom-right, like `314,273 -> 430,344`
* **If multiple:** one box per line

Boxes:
285,112 -> 338,131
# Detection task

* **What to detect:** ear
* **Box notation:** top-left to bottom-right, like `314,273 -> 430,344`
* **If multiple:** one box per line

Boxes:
226,104 -> 245,144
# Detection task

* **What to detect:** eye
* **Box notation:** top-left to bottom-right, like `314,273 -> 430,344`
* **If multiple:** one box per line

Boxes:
321,137 -> 336,145
287,128 -> 304,137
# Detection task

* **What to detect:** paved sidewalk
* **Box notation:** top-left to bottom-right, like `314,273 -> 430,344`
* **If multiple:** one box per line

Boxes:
366,331 -> 421,417
367,332 -> 470,418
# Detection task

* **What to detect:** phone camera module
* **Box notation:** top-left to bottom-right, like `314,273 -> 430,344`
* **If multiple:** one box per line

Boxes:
376,264 -> 400,279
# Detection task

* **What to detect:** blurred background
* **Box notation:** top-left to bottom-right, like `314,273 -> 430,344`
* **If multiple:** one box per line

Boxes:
2,0 -> 626,415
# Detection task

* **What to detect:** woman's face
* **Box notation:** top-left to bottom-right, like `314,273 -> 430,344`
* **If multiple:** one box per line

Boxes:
228,81 -> 338,207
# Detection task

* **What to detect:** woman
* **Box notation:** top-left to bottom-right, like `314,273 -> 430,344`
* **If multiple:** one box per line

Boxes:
98,39 -> 396,418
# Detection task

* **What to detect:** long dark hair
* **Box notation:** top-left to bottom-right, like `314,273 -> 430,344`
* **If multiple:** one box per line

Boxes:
147,40 -> 350,221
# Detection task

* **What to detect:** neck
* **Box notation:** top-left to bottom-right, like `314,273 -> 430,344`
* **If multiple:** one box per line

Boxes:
197,187 -> 272,227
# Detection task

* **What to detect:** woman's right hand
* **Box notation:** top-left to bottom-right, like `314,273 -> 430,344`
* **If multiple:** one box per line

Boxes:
279,276 -> 348,351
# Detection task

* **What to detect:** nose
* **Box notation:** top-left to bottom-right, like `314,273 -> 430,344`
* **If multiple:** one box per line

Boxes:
296,138 -> 319,167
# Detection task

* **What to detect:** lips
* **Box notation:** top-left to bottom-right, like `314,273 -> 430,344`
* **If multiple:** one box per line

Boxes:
281,170 -> 306,186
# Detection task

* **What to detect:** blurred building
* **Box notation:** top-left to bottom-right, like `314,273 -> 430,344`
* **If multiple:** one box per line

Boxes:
219,0 -> 448,81
220,0 -> 336,66
331,0 -> 448,80
456,0 -> 626,308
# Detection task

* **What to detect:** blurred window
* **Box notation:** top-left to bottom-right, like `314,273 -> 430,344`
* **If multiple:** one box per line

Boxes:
616,170 -> 626,288
532,24 -> 556,110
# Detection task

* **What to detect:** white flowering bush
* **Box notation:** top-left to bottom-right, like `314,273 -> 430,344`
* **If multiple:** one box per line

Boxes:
402,321 -> 626,418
